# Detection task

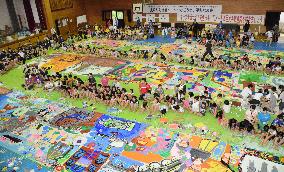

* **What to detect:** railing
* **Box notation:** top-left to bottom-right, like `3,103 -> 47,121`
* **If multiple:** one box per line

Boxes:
0,31 -> 49,50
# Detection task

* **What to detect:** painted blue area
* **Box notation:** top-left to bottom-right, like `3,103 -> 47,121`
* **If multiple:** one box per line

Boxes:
0,94 -> 9,109
91,114 -> 146,140
110,155 -> 144,168
213,70 -> 233,79
0,145 -> 50,172
254,42 -> 284,52
132,35 -> 284,52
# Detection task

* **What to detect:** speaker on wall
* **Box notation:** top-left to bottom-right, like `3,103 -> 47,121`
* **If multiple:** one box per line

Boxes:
127,10 -> 132,22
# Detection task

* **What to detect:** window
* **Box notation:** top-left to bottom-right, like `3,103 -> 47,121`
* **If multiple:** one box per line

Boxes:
116,11 -> 124,19
105,10 -> 124,20
112,11 -> 117,19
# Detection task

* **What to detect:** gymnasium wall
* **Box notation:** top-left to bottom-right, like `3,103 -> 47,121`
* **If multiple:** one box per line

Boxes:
84,0 -> 133,26
13,0 -> 29,29
147,0 -> 284,15
83,0 -> 284,26
0,0 -> 29,31
0,0 -> 12,30
49,0 -> 86,27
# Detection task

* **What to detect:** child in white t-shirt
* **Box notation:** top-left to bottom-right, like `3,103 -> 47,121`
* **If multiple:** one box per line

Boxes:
222,100 -> 231,114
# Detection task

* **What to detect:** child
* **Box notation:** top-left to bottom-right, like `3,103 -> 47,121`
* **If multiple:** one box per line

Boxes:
216,110 -> 224,125
160,104 -> 168,116
215,94 -> 223,107
245,105 -> 258,127
151,98 -> 160,114
210,103 -> 218,117
199,102 -> 207,116
228,118 -> 238,130
261,125 -> 277,145
273,131 -> 284,149
130,96 -> 139,111
257,107 -> 271,129
192,96 -> 200,114
222,100 -> 231,114
141,100 -> 148,112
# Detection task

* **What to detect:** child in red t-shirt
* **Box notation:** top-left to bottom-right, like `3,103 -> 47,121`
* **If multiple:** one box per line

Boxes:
139,78 -> 151,99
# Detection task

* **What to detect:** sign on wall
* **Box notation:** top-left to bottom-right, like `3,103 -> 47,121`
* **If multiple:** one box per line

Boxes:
49,0 -> 73,11
158,14 -> 170,22
146,14 -> 156,23
77,15 -> 87,25
143,5 -> 222,15
177,14 -> 220,23
221,14 -> 265,25
133,13 -> 143,22
177,13 -> 265,24
133,3 -> 143,13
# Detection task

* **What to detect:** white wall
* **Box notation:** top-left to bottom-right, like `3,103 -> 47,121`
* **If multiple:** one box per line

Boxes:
0,0 -> 12,30
30,0 -> 40,24
280,12 -> 284,23
13,0 -> 29,29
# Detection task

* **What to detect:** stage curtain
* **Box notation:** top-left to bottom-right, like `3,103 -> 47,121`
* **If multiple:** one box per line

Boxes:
35,0 -> 47,30
6,0 -> 20,32
23,0 -> 36,31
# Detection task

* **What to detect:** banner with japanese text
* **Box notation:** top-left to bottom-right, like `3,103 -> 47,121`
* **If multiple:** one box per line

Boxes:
143,5 -> 222,15
177,13 -> 265,25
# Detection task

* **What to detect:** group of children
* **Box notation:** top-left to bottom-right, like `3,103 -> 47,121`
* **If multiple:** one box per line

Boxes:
61,37 -> 283,75
193,27 -> 256,49
22,59 -> 284,148
0,34 -> 64,73
78,25 -> 149,41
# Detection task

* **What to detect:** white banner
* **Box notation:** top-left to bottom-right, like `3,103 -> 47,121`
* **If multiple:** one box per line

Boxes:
177,14 -> 220,23
221,14 -> 265,25
146,14 -> 156,23
133,3 -> 143,13
133,13 -> 143,22
159,14 -> 170,22
177,13 -> 265,24
143,5 -> 222,15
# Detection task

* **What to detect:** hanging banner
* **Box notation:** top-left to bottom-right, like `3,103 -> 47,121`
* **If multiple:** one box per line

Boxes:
133,3 -> 143,13
221,14 -> 265,25
159,14 -> 170,22
133,13 -> 143,22
177,13 -> 265,25
143,5 -> 222,15
177,14 -> 220,23
146,14 -> 156,23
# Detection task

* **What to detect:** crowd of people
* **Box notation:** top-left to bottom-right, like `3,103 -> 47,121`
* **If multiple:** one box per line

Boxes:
77,23 -> 153,41
22,61 -> 284,149
0,35 -> 65,73
28,65 -> 284,148
62,35 -> 283,75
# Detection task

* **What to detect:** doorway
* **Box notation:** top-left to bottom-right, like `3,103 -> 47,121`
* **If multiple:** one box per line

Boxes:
265,12 -> 281,30
112,10 -> 125,28
279,12 -> 284,43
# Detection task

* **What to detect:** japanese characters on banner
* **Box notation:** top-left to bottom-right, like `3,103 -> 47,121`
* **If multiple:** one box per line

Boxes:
221,14 -> 265,25
177,14 -> 265,24
134,4 -> 265,25
177,14 -> 220,23
143,5 -> 222,15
